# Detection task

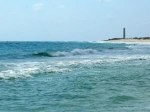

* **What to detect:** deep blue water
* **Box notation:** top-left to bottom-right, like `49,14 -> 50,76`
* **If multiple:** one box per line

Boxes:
0,41 -> 150,112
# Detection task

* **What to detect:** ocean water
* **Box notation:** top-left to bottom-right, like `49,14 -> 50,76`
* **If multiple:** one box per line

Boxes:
0,41 -> 150,112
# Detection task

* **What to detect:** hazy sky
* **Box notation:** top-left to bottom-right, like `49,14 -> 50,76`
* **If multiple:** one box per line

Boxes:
0,0 -> 150,41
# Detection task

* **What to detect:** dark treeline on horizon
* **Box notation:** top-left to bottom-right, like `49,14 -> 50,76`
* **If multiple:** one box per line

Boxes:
107,37 -> 150,41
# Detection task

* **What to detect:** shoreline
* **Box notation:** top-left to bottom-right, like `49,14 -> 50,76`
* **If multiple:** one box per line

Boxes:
105,38 -> 150,43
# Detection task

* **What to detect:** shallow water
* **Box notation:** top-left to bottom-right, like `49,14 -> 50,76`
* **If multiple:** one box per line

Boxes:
0,42 -> 150,112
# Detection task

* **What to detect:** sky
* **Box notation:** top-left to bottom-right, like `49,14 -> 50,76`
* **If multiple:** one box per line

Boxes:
0,0 -> 150,41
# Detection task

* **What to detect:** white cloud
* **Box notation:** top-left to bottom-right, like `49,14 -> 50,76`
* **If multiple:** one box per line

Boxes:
32,3 -> 44,11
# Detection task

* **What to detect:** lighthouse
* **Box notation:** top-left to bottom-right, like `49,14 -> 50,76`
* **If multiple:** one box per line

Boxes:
123,28 -> 126,39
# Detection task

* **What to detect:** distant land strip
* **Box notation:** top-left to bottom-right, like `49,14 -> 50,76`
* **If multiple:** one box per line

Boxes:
105,37 -> 150,43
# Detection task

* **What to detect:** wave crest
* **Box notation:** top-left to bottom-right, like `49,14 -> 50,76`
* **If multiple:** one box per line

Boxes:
33,49 -> 99,57
1,55 -> 149,80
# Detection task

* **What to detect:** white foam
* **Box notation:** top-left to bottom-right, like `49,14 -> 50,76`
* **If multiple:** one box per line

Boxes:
0,62 -> 71,80
52,49 -> 100,57
90,41 -> 109,43
71,49 -> 99,55
56,55 -> 150,67
1,54 -> 150,80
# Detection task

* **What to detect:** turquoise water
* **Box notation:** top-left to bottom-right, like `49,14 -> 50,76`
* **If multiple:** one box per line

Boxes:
0,42 -> 150,112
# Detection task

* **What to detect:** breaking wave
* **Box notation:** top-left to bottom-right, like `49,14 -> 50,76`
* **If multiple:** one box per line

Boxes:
0,62 -> 70,80
1,54 -> 150,80
33,49 -> 99,57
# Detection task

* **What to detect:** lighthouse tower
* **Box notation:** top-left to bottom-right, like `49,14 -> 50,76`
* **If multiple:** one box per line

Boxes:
123,28 -> 126,39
